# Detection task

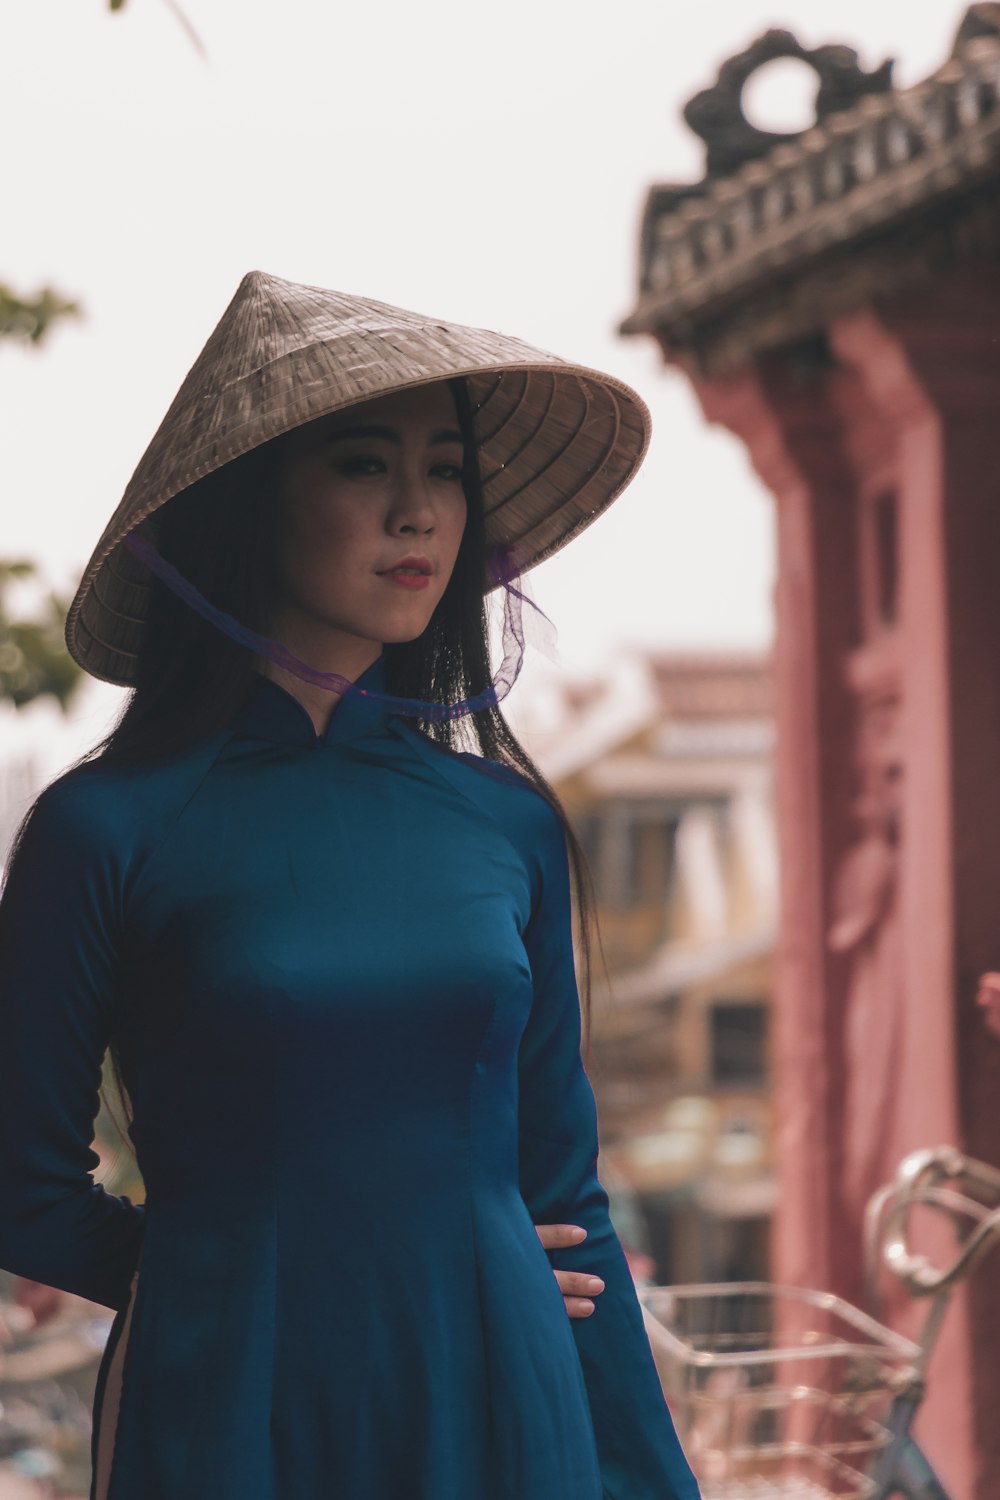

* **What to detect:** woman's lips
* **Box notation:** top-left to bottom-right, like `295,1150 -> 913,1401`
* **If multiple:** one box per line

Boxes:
379,567 -> 431,590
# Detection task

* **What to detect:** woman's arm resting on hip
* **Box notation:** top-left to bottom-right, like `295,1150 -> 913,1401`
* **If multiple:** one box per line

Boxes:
517,803 -> 700,1500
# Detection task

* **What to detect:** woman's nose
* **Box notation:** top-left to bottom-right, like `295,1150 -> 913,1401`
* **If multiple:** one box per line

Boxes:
388,473 -> 436,534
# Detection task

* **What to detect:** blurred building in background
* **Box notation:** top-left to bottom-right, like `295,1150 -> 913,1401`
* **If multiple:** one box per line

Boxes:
529,653 -> 777,1285
622,7 -> 1000,1494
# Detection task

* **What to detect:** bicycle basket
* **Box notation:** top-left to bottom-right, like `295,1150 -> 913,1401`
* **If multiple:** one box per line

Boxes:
639,1282 -> 920,1498
694,1447 -> 878,1500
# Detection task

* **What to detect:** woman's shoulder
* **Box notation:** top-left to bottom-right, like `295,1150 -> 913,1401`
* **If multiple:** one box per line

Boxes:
18,732 -> 233,866
457,750 -> 559,826
392,723 -> 564,848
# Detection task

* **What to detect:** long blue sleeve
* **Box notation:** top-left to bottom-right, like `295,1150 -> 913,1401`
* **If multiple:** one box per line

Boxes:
517,805 -> 700,1500
0,778 -> 145,1312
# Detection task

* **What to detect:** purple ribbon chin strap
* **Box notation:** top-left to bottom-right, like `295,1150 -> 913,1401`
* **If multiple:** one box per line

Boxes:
122,531 -> 548,723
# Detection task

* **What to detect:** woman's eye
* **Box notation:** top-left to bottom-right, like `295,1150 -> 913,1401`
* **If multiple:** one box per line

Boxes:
432,463 -> 464,483
337,455 -> 385,477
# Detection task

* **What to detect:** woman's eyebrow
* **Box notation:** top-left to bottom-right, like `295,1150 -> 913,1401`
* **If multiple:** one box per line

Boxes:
323,424 -> 463,446
325,423 -> 398,444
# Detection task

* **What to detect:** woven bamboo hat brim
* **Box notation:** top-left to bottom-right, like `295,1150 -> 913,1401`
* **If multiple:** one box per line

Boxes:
66,270 -> 652,686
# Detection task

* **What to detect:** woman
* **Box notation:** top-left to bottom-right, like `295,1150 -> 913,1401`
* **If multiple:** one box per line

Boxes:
0,272 -> 699,1500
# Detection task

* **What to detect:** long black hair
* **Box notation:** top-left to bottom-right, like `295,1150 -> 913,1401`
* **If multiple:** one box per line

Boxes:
11,378 -> 602,1159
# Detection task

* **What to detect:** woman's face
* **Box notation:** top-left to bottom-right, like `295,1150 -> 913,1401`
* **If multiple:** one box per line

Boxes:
269,382 -> 469,661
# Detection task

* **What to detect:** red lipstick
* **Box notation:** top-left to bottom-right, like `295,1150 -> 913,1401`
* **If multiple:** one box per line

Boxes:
377,555 -> 433,590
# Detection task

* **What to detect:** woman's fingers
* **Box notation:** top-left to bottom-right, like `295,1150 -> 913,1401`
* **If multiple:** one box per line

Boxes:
533,1222 -> 605,1319
553,1267 -> 606,1317
534,1221 -> 587,1251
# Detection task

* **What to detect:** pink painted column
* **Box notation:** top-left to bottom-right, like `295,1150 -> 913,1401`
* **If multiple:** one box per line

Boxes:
685,356 -> 861,1299
672,276 -> 1000,1490
833,275 -> 1000,1498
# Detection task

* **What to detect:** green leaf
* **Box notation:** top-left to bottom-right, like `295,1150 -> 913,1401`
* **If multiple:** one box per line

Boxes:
0,560 -> 83,712
0,285 -> 81,347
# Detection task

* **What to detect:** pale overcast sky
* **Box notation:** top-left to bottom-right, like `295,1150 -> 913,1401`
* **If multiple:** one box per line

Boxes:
1,0 -> 960,769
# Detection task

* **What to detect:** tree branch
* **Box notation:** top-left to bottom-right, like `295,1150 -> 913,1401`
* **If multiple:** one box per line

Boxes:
109,0 -> 208,60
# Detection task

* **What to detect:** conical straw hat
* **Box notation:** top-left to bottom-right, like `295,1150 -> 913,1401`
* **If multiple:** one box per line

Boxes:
66,270 -> 652,686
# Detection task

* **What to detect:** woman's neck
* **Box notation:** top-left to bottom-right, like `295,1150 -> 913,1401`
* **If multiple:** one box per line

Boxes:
257,613 -> 383,736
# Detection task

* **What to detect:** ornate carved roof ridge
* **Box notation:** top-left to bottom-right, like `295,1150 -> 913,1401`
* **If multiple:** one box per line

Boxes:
621,10 -> 1000,362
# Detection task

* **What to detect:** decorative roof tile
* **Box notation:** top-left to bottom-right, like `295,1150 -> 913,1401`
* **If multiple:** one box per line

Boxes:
622,10 -> 1000,372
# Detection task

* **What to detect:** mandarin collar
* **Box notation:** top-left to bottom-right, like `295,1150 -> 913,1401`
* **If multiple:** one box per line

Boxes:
231,655 -> 393,748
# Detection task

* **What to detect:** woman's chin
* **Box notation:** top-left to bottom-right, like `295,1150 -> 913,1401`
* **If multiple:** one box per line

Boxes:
371,606 -> 442,645
275,602 -> 438,653
378,623 -> 435,646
